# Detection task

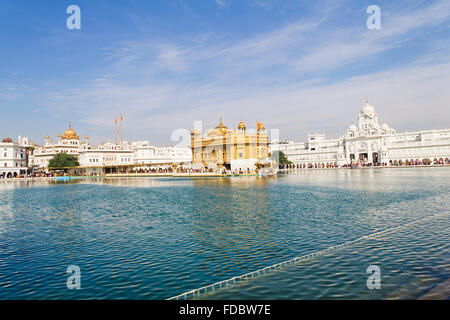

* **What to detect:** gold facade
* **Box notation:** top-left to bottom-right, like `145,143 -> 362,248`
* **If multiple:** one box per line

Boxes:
191,118 -> 269,169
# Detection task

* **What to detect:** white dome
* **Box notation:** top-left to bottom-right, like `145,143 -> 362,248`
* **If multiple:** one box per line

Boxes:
381,123 -> 390,130
361,101 -> 375,115
348,124 -> 357,131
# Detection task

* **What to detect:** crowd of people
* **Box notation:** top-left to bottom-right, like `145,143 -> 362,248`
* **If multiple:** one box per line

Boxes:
279,163 -> 339,170
110,167 -> 254,175
0,172 -> 54,179
2,158 -> 450,179
279,157 -> 450,170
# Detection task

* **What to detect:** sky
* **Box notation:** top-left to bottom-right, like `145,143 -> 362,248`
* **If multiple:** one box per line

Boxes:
0,0 -> 449,146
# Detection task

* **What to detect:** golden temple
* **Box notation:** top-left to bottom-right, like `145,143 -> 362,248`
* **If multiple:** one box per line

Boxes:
191,118 -> 269,171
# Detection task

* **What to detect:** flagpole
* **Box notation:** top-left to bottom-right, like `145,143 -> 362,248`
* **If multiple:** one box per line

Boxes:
120,114 -> 123,150
115,118 -> 117,150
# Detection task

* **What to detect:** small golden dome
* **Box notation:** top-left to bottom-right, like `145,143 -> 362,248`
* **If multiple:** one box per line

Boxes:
215,117 -> 228,130
62,121 -> 78,140
237,120 -> 246,130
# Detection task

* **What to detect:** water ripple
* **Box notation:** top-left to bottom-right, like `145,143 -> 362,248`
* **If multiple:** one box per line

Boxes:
0,168 -> 449,299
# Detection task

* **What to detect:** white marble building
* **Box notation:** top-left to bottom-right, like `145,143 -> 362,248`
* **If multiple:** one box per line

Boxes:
30,122 -> 84,169
272,101 -> 450,167
30,123 -> 192,173
131,141 -> 192,165
78,141 -> 191,168
78,142 -> 134,167
0,136 -> 31,178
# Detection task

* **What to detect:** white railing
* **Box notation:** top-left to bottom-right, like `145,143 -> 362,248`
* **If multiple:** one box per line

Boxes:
167,211 -> 448,300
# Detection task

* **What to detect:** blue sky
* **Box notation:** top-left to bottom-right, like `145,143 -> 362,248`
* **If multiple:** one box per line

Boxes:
0,0 -> 449,146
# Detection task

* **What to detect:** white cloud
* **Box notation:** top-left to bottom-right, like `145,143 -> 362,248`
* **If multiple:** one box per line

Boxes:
215,0 -> 226,8
155,45 -> 187,72
40,59 -> 450,145
35,0 -> 450,144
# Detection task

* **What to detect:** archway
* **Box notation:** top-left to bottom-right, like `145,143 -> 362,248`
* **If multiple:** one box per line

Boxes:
359,153 -> 368,161
357,142 -> 368,162
372,152 -> 379,164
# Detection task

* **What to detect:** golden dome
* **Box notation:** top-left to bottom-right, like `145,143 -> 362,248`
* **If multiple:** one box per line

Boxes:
237,120 -> 246,130
215,117 -> 228,130
62,121 -> 79,140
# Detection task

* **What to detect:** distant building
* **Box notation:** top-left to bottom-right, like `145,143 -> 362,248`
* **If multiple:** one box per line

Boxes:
77,140 -> 191,175
31,121 -> 83,169
0,136 -> 31,178
272,101 -> 450,167
131,141 -> 192,165
77,142 -> 135,175
30,122 -> 192,174
191,118 -> 269,172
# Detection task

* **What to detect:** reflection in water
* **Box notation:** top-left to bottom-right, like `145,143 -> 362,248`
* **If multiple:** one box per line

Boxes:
190,177 -> 274,277
201,212 -> 450,300
0,168 -> 449,299
280,166 -> 448,192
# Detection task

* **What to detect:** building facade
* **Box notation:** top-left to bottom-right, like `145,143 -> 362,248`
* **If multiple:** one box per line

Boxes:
131,141 -> 192,165
191,118 -> 269,172
0,136 -> 31,178
272,101 -> 450,168
30,122 -> 192,174
30,122 -> 84,169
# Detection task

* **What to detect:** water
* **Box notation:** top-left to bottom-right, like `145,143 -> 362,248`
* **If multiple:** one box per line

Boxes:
0,167 -> 448,299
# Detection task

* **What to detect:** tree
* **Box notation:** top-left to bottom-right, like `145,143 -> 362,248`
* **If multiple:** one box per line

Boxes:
48,153 -> 79,168
270,150 -> 292,166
